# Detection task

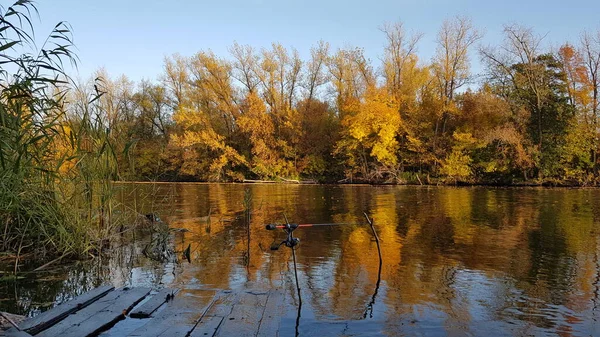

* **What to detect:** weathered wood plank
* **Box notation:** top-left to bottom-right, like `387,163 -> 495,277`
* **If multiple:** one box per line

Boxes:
1,311 -> 25,331
37,287 -> 149,337
4,327 -> 33,337
215,291 -> 268,337
279,319 -> 347,336
129,288 -> 178,318
280,318 -> 390,336
19,285 -> 114,335
127,291 -> 216,337
155,313 -> 199,337
37,289 -> 123,337
58,287 -> 150,337
200,292 -> 235,318
188,315 -> 224,337
256,289 -> 284,336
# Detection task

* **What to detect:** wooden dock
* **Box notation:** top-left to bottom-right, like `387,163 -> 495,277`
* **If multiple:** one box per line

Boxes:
2,286 -> 390,337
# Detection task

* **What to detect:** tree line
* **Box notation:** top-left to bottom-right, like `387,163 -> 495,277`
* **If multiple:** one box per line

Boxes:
77,17 -> 600,185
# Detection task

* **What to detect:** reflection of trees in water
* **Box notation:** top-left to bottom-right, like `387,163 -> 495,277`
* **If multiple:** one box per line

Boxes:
0,228 -> 173,316
364,187 -> 600,333
6,185 -> 600,334
160,186 -> 600,334
1,250 -> 119,316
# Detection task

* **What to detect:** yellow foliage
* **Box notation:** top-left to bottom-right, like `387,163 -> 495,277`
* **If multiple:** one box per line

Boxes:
440,150 -> 472,182
171,105 -> 247,181
337,87 -> 402,169
54,123 -> 77,174
238,92 -> 294,178
452,132 -> 479,150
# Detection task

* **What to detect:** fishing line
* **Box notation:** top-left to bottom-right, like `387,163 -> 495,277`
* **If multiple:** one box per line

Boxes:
265,215 -> 382,332
283,213 -> 302,337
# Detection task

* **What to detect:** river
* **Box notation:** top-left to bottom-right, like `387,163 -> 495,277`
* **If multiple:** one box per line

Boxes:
2,183 -> 600,335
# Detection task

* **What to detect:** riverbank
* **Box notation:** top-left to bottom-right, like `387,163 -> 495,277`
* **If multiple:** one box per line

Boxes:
117,178 -> 600,188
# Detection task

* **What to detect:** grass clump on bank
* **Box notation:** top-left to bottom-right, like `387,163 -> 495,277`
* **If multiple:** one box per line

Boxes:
0,1 -> 133,268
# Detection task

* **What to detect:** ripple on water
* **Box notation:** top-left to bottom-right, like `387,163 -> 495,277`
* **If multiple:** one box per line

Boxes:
3,184 -> 600,336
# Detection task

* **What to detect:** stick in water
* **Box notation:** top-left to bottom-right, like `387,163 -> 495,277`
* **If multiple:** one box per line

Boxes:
363,212 -> 382,318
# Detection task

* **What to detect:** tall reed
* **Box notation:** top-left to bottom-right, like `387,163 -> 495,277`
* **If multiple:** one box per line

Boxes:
0,1 -> 133,267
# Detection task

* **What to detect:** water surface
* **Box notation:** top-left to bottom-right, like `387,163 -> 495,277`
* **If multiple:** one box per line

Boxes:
3,184 -> 600,336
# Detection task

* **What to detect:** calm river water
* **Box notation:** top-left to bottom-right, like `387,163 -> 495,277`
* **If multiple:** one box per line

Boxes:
3,183 -> 600,336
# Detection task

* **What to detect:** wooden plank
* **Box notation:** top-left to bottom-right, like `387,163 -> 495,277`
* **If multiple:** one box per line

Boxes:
20,285 -> 114,335
37,287 -> 149,337
130,288 -> 178,318
200,292 -> 236,318
215,291 -> 268,337
4,327 -> 33,337
188,316 -> 224,337
279,319 -> 388,336
1,311 -> 25,331
37,289 -> 124,337
155,313 -> 200,337
297,321 -> 347,336
256,289 -> 284,336
58,287 -> 150,337
344,320 -> 387,335
127,291 -> 216,337
279,319 -> 347,336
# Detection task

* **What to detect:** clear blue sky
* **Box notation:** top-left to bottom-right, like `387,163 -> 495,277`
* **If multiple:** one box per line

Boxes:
28,0 -> 600,82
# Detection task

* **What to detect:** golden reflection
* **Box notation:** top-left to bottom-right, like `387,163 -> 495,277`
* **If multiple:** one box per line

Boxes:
7,184 -> 598,334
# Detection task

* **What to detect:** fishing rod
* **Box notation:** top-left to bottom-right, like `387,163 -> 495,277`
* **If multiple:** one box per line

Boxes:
267,214 -> 303,336
265,218 -> 362,334
265,222 -> 360,230
265,222 -> 361,251
265,214 -> 384,322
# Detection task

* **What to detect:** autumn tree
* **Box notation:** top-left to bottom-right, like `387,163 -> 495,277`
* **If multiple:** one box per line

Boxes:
336,87 -> 402,182
237,92 -> 292,179
380,21 -> 423,103
328,47 -> 374,116
53,19 -> 600,186
577,31 -> 600,176
303,41 -> 330,103
557,44 -> 589,109
378,23 -> 438,176
171,104 -> 247,181
552,44 -> 598,182
255,44 -> 303,169
580,30 -> 600,122
229,42 -> 260,94
296,98 -> 339,178
162,53 -> 189,108
164,51 -> 249,181
432,16 -> 482,140
188,50 -> 239,136
481,25 -> 574,178
126,80 -> 172,178
455,88 -> 533,182
133,80 -> 171,138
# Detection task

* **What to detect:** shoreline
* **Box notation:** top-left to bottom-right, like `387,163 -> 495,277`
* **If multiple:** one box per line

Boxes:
114,180 -> 600,188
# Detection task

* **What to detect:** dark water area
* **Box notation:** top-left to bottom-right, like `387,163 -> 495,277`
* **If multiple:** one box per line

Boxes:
3,183 -> 600,335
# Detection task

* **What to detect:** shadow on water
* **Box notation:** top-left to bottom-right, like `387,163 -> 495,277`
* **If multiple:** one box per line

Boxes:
3,184 -> 600,335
